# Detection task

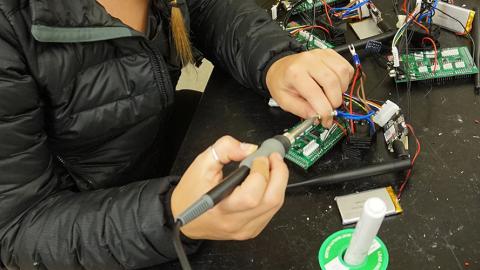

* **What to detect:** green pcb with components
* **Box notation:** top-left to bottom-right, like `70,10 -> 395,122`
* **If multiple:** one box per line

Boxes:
291,0 -> 340,14
286,122 -> 346,169
295,31 -> 334,49
395,46 -> 478,83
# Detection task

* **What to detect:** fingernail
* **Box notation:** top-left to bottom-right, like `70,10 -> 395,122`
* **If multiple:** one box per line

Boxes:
240,143 -> 258,154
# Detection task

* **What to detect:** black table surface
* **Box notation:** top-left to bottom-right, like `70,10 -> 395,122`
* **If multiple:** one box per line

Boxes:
164,2 -> 480,269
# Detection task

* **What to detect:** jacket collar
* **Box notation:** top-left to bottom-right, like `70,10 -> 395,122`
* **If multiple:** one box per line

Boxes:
30,0 -> 141,43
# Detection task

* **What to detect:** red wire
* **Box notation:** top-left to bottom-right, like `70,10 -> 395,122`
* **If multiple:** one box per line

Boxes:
402,0 -> 408,12
321,0 -> 333,26
397,124 -> 421,199
422,37 -> 438,74
348,67 -> 360,134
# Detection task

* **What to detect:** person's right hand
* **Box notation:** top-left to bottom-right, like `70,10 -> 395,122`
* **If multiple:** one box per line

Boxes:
171,136 -> 289,240
266,49 -> 354,127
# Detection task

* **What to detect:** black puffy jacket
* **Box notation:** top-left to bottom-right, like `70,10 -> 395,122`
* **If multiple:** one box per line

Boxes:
0,0 -> 301,269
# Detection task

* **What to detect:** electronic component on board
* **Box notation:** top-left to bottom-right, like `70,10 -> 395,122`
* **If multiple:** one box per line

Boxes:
286,121 -> 347,169
390,46 -> 478,83
383,114 -> 408,152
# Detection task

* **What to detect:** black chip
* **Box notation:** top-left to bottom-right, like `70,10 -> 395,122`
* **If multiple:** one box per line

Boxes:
310,129 -> 321,137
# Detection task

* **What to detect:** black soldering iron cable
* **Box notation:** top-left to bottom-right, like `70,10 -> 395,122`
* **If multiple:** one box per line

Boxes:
173,221 -> 192,270
286,158 -> 412,188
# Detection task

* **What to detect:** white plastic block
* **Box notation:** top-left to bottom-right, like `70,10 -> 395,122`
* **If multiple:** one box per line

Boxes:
373,100 -> 400,127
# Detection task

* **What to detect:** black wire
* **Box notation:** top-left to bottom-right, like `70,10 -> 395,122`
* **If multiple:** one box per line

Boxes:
173,221 -> 192,270
283,0 -> 309,27
306,0 -> 317,50
392,0 -> 399,16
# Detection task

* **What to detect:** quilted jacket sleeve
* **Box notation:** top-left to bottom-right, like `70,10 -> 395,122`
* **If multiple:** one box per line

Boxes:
187,0 -> 303,94
0,10 -> 198,270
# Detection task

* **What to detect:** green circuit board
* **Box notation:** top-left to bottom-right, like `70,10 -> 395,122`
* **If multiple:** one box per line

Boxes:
395,46 -> 479,83
287,21 -> 334,49
290,0 -> 342,14
286,121 -> 347,169
295,30 -> 335,49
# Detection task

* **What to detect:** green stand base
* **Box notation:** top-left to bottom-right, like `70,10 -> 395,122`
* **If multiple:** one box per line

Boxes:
318,229 -> 389,270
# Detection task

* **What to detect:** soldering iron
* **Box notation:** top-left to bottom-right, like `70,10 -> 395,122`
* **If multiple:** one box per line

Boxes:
173,116 -> 318,270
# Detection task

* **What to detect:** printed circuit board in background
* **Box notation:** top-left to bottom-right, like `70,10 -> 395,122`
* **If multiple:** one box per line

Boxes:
394,46 -> 478,83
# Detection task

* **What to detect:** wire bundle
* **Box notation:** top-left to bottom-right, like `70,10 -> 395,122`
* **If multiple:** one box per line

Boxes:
329,0 -> 372,20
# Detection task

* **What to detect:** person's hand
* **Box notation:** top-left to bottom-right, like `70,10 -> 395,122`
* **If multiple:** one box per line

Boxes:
266,49 -> 354,127
171,136 -> 289,240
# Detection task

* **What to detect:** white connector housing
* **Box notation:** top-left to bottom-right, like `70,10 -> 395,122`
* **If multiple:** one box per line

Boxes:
373,100 -> 400,127
392,47 -> 400,67
349,0 -> 370,19
271,3 -> 278,20
359,2 -> 370,19
396,15 -> 406,28
303,140 -> 319,156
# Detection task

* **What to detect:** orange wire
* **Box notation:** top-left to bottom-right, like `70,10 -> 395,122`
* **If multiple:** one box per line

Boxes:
422,37 -> 438,74
413,20 -> 430,34
290,25 -> 331,36
321,0 -> 333,26
333,120 -> 348,136
402,0 -> 408,12
348,67 -> 360,134
397,124 -> 421,199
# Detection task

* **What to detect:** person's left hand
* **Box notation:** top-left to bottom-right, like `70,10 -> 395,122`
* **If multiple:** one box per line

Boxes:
266,49 -> 354,127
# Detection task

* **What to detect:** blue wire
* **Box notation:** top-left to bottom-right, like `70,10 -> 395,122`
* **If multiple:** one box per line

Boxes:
417,0 -> 438,25
330,0 -> 369,12
335,110 -> 376,134
368,118 -> 376,134
335,110 -> 375,120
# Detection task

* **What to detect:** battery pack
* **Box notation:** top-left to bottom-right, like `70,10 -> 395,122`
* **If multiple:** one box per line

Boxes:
432,2 -> 475,34
335,186 -> 403,225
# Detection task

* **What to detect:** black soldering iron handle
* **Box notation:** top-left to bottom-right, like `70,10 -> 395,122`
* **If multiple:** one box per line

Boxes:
207,166 -> 250,204
175,135 -> 291,226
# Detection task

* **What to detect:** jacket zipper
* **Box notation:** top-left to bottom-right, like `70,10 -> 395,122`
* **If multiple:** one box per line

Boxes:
146,43 -> 170,108
56,155 -> 96,188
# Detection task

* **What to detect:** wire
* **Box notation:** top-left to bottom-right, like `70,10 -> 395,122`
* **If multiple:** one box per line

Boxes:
349,97 -> 369,113
348,67 -> 360,134
173,221 -> 192,270
412,19 -> 430,34
282,0 -> 309,28
422,37 -> 438,74
330,0 -> 371,19
333,119 -> 348,136
290,25 -> 331,36
397,124 -> 420,199
430,5 -> 476,63
402,0 -> 408,12
342,93 -> 381,110
307,0 -> 317,50
335,110 -> 376,120
321,0 -> 333,26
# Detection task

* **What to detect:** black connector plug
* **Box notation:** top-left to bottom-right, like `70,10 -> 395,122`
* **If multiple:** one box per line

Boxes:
392,140 -> 409,160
